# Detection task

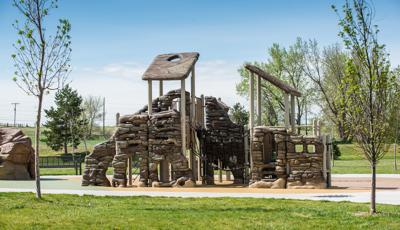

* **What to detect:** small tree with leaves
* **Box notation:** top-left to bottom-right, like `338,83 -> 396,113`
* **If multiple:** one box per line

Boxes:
42,85 -> 86,155
82,96 -> 103,138
11,0 -> 71,198
229,103 -> 249,126
333,0 -> 397,214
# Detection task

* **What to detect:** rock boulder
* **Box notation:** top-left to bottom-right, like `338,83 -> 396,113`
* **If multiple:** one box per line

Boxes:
0,128 -> 35,180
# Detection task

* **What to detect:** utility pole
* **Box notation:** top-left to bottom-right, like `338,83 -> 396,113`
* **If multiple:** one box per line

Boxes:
102,97 -> 106,137
11,102 -> 19,127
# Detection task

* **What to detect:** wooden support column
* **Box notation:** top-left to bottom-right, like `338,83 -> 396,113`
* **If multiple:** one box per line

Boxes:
181,79 -> 186,156
128,156 -> 132,186
290,94 -> 295,133
159,80 -> 169,183
159,80 -> 163,96
190,67 -> 196,179
249,73 -> 255,173
148,80 -> 152,115
256,75 -> 262,126
284,93 -> 290,130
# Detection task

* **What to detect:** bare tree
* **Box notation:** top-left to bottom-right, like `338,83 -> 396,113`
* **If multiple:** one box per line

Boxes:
82,96 -> 103,137
303,41 -> 351,141
333,0 -> 396,214
11,0 -> 71,198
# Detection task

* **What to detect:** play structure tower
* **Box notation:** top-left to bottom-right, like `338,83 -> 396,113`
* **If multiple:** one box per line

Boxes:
81,52 -> 331,189
245,64 -> 332,189
142,52 -> 199,183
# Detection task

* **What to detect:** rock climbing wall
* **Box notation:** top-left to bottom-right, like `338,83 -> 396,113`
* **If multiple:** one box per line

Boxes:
82,89 -> 193,187
81,139 -> 115,186
201,97 -> 246,184
250,126 -> 326,189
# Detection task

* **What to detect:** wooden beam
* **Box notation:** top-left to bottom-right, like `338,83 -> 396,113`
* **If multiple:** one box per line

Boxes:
284,93 -> 289,130
245,64 -> 302,97
257,75 -> 262,126
290,94 -> 295,133
181,79 -> 186,155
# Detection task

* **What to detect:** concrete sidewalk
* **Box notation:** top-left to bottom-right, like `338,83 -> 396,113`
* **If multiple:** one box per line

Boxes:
0,174 -> 399,205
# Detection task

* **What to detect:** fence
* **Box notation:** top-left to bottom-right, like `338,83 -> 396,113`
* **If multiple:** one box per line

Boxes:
39,152 -> 88,175
0,123 -> 31,128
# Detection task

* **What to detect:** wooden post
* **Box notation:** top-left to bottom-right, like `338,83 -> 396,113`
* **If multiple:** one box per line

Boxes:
128,156 -> 132,186
159,80 -> 169,182
148,80 -> 152,115
218,160 -> 222,183
284,93 -> 290,130
190,67 -> 196,179
313,119 -> 317,136
116,113 -> 120,126
181,79 -> 186,156
322,135 -> 327,185
159,80 -> 163,96
290,95 -> 295,133
249,73 -> 254,130
256,75 -> 262,126
249,73 -> 255,173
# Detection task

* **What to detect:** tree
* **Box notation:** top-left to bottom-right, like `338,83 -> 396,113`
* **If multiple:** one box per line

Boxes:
237,39 -> 315,129
82,96 -> 103,137
11,0 -> 71,198
42,85 -> 86,154
302,41 -> 352,141
229,103 -> 249,126
333,0 -> 397,214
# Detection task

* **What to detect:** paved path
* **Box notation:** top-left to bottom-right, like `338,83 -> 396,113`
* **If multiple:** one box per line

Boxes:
0,174 -> 399,205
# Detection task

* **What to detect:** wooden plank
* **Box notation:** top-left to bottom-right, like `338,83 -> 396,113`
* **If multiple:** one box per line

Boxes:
245,64 -> 302,97
143,52 -> 199,81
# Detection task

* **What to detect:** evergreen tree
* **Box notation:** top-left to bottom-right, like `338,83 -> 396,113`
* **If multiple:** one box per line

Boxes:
43,85 -> 86,154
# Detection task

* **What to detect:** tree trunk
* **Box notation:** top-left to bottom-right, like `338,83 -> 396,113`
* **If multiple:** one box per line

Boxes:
63,140 -> 68,155
370,162 -> 376,214
34,93 -> 43,199
337,121 -> 348,142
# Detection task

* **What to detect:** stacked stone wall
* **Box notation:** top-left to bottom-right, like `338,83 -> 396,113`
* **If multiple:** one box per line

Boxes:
250,126 -> 326,189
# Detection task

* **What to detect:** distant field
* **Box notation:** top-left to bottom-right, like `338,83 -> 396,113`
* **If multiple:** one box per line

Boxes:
16,126 -> 115,156
332,144 -> 399,174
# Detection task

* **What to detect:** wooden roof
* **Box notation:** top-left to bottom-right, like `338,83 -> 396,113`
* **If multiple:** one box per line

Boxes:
245,64 -> 302,97
142,52 -> 199,81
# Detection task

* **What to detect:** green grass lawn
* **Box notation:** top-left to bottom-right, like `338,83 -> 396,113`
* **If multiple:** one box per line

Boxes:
332,144 -> 400,174
0,193 -> 399,229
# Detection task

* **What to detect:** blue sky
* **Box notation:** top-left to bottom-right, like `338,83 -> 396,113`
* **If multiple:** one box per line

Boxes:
0,0 -> 399,125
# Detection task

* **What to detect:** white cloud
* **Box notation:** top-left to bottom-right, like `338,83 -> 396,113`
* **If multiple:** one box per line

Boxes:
0,60 -> 247,125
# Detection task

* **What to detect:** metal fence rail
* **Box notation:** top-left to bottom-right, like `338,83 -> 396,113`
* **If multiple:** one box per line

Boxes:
39,153 -> 87,175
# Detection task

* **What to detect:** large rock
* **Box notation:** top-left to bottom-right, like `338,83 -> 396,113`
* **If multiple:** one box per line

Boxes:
0,128 -> 35,180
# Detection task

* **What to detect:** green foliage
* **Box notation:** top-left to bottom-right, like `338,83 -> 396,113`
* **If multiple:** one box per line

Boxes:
333,0 -> 397,164
236,38 -> 315,126
332,141 -> 341,160
42,85 -> 87,154
229,103 -> 249,126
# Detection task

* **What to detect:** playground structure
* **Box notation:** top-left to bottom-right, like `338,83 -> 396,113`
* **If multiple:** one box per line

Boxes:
81,52 -> 331,188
